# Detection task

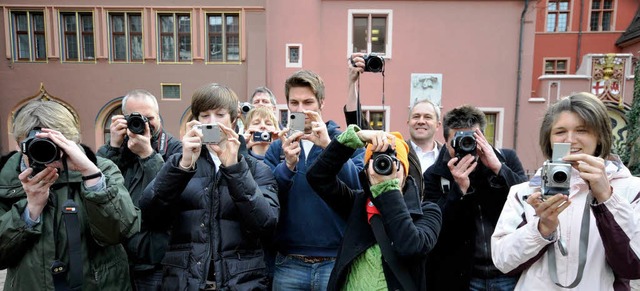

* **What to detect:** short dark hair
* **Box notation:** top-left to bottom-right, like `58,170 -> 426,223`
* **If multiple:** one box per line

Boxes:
442,105 -> 486,141
190,83 -> 239,122
284,70 -> 325,104
539,92 -> 611,159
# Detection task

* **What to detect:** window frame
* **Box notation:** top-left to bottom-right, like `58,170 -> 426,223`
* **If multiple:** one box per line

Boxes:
205,11 -> 241,64
59,11 -> 95,63
589,0 -> 615,32
161,83 -> 182,100
157,12 -> 192,64
546,0 -> 571,32
108,11 -> 144,63
286,43 -> 302,68
477,107 -> 504,149
347,9 -> 393,59
10,10 -> 47,62
361,105 -> 390,131
543,58 -> 570,75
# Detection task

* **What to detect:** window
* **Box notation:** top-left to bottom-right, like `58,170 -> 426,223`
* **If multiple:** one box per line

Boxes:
362,106 -> 390,131
109,12 -> 143,62
286,44 -> 302,68
61,12 -> 94,61
546,0 -> 570,32
348,9 -> 393,58
544,59 -> 569,74
484,113 -> 497,147
161,83 -> 181,100
158,13 -> 191,62
207,12 -> 240,62
590,0 -> 614,31
11,11 -> 46,61
103,107 -> 123,144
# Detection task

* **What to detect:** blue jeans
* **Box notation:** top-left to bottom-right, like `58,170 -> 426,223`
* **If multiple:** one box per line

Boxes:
469,275 -> 517,291
272,253 -> 335,291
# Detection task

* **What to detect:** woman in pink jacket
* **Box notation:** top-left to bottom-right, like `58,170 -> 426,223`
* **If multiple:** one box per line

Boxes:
492,92 -> 640,290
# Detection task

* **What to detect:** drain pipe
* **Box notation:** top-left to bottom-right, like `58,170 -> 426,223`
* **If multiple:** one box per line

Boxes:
513,0 -> 529,151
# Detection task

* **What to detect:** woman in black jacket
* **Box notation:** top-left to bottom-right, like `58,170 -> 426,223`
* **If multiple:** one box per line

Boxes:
306,125 -> 441,290
140,83 -> 279,290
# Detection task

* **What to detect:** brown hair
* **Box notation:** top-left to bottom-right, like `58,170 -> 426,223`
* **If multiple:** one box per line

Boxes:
190,83 -> 239,122
284,70 -> 325,104
538,92 -> 611,159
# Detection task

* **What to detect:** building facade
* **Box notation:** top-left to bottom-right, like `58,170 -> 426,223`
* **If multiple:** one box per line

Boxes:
3,0 -> 637,172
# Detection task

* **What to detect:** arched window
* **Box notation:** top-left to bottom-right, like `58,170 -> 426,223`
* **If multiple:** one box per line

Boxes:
95,97 -> 123,146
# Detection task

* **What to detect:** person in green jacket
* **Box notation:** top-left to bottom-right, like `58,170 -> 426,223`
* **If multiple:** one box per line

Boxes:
0,99 -> 140,291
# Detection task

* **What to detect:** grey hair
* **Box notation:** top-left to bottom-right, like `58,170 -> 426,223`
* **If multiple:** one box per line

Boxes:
122,89 -> 159,115
251,86 -> 277,106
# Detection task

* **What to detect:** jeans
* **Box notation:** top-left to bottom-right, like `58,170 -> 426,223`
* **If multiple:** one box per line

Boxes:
272,253 -> 335,291
469,275 -> 517,291
131,269 -> 163,291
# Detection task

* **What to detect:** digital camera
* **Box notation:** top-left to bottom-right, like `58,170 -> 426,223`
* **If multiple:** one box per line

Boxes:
364,54 -> 385,73
541,143 -> 571,197
252,131 -> 272,143
21,127 -> 61,175
241,102 -> 254,115
372,148 -> 398,176
125,112 -> 148,135
194,124 -> 223,144
288,112 -> 306,133
451,131 -> 477,160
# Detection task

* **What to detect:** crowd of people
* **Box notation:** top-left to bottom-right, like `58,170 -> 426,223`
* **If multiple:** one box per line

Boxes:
0,53 -> 639,291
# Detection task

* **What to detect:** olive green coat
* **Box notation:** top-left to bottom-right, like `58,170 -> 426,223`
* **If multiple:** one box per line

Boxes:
0,152 -> 140,291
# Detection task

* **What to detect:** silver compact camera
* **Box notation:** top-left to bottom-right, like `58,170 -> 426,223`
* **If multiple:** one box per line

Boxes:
288,112 -> 306,133
541,143 -> 572,198
252,131 -> 272,142
194,124 -> 223,144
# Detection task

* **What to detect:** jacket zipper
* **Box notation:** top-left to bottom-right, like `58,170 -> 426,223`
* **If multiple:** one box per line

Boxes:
477,204 -> 490,278
204,171 -> 220,286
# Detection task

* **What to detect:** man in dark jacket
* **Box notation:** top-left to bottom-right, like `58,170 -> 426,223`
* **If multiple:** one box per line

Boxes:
264,70 -> 364,291
139,83 -> 279,290
424,105 -> 527,290
307,125 -> 441,290
97,89 -> 182,290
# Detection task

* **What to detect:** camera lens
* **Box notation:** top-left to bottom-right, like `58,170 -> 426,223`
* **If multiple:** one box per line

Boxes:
290,114 -> 296,119
127,115 -> 146,134
460,136 -> 476,151
552,169 -> 569,183
28,138 -> 60,164
261,132 -> 270,141
206,125 -> 213,129
373,154 -> 394,176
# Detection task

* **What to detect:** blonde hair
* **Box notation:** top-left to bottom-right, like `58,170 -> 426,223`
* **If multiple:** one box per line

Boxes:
12,99 -> 80,143
244,107 -> 278,130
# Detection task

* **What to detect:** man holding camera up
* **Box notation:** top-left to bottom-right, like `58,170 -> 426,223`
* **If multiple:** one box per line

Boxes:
423,105 -> 527,291
97,89 -> 182,291
264,70 -> 364,291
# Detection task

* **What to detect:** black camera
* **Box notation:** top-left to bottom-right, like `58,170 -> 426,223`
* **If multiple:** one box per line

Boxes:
451,131 -> 477,160
364,54 -> 385,73
241,102 -> 254,115
372,148 -> 398,176
21,127 -> 61,175
125,112 -> 148,135
252,131 -> 272,143
541,143 -> 571,197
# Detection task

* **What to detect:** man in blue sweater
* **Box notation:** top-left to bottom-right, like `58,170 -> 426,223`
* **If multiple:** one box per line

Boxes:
265,70 -> 364,291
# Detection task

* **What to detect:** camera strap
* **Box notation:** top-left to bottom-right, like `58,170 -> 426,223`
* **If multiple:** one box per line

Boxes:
51,158 -> 83,291
370,215 -> 418,291
155,131 -> 167,156
547,194 -> 591,288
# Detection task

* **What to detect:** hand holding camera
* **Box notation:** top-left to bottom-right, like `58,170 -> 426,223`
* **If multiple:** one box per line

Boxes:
190,122 -> 239,166
562,153 -> 611,203
279,129 -> 303,171
125,116 -> 154,158
300,110 -> 331,149
108,114 -> 128,148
